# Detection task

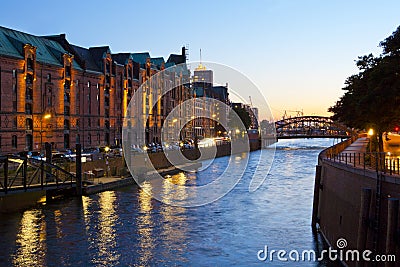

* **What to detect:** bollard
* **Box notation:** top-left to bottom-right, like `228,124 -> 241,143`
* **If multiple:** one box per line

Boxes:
76,144 -> 82,196
385,198 -> 399,267
356,188 -> 372,267
312,165 -> 322,231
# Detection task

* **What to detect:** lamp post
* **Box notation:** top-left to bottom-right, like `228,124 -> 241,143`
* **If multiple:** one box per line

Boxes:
40,113 -> 51,152
368,128 -> 374,154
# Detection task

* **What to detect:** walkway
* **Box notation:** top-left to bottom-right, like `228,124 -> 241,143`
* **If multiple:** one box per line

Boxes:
340,137 -> 369,154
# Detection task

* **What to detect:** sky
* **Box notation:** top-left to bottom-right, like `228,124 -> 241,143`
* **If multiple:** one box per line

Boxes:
1,0 -> 400,120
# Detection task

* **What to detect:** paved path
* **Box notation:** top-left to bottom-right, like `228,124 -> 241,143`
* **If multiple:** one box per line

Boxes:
334,137 -> 370,168
341,137 -> 369,154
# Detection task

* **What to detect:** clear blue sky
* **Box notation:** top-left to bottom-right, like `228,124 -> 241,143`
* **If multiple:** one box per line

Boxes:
2,0 -> 400,119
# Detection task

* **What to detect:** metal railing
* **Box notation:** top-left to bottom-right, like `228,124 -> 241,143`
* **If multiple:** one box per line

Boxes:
325,152 -> 400,175
0,155 -> 76,194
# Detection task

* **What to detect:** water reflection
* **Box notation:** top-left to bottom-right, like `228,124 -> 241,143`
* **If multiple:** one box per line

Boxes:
136,182 -> 155,266
93,191 -> 120,265
160,173 -> 189,263
54,210 -> 63,239
0,139 -> 338,266
13,209 -> 47,266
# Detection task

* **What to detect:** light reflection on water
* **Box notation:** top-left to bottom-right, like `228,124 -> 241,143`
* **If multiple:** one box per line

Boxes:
136,182 -> 155,266
0,139 -> 341,266
12,210 -> 47,266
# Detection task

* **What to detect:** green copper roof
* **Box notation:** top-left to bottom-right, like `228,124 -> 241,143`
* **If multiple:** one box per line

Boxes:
132,52 -> 150,66
0,26 -> 82,70
150,57 -> 165,68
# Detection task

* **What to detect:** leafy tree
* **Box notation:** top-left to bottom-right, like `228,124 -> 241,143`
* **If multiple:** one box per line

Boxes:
229,106 -> 252,130
329,26 -> 400,152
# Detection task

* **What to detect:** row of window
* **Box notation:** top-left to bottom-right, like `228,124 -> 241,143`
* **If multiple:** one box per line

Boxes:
0,132 -> 111,151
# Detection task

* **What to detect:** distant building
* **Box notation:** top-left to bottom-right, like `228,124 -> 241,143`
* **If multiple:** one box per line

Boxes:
190,64 -> 230,138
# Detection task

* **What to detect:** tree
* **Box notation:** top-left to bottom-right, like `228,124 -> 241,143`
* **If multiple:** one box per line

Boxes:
380,25 -> 400,56
329,26 -> 400,152
229,106 -> 252,130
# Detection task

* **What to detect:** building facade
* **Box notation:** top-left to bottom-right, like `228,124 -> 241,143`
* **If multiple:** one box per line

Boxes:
191,64 -> 230,138
0,26 -> 189,154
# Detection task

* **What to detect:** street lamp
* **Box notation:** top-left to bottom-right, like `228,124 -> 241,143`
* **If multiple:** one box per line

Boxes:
40,113 -> 51,152
368,128 -> 374,153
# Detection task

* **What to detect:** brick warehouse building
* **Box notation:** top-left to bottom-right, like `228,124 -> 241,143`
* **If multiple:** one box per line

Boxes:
0,26 -> 189,154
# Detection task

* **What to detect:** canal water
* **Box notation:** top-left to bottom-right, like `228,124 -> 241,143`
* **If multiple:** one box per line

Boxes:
0,139 -> 341,266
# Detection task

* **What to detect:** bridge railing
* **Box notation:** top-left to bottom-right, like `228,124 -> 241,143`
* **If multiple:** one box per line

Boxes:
0,155 -> 76,194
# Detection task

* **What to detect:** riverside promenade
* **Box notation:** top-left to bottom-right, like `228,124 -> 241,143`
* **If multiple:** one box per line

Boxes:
313,136 -> 400,266
340,137 -> 368,154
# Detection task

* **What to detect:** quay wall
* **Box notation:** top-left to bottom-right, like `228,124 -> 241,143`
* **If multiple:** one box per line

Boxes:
314,140 -> 400,266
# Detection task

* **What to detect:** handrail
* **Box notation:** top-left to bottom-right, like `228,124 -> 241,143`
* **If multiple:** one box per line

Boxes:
323,151 -> 399,176
0,155 -> 76,193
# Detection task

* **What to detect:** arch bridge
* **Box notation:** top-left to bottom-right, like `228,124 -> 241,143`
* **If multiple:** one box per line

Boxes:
275,116 -> 353,139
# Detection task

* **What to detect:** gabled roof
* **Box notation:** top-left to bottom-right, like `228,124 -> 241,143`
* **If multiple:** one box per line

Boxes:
150,57 -> 165,69
70,45 -> 101,72
167,53 -> 185,65
0,26 -> 81,69
132,52 -> 150,67
89,46 -> 109,60
112,53 -> 133,65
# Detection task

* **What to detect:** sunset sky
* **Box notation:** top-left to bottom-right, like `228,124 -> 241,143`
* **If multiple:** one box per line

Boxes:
2,0 -> 400,120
